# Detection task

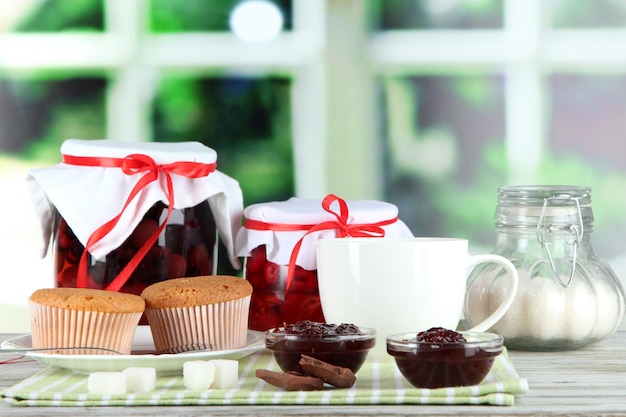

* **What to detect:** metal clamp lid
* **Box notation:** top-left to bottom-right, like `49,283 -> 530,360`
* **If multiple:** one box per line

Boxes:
536,194 -> 584,288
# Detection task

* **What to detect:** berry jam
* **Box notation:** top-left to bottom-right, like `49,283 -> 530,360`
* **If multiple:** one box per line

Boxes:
387,329 -> 502,389
55,201 -> 217,323
265,320 -> 375,374
245,245 -> 325,331
415,327 -> 467,344
280,320 -> 361,336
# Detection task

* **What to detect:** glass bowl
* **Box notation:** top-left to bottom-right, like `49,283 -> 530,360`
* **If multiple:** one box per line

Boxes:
264,325 -> 376,374
386,331 -> 504,389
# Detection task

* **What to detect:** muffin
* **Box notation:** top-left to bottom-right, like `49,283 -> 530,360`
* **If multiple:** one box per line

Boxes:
141,275 -> 253,353
29,288 -> 145,355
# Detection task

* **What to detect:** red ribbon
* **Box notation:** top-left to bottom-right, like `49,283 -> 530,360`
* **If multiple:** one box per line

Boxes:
62,153 -> 216,292
243,194 -> 398,290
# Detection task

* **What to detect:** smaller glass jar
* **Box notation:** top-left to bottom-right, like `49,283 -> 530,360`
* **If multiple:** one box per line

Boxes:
235,194 -> 414,331
465,185 -> 626,351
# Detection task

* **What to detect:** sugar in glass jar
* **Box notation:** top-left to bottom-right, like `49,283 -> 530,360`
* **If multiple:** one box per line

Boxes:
465,185 -> 625,350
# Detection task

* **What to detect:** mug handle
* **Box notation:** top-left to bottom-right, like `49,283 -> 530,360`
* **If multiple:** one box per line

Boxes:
465,254 -> 519,332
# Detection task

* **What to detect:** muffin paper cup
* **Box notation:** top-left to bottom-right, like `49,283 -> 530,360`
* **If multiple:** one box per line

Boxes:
145,296 -> 251,353
29,301 -> 142,355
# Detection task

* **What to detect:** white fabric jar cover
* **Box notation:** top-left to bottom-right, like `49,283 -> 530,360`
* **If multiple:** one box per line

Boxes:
27,139 -> 244,270
235,194 -> 414,271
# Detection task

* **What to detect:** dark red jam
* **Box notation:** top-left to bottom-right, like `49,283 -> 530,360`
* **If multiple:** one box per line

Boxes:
266,321 -> 375,374
245,245 -> 325,331
55,201 -> 217,323
281,320 -> 361,336
387,328 -> 501,389
416,327 -> 467,344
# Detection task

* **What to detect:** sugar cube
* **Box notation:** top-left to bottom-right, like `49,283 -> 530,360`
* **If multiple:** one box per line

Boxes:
208,359 -> 239,389
87,372 -> 127,395
123,367 -> 156,393
183,360 -> 215,390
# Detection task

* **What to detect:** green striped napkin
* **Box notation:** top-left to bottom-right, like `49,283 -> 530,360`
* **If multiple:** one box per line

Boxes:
2,349 -> 528,407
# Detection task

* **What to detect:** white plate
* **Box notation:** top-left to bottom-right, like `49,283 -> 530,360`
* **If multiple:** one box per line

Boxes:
1,326 -> 265,375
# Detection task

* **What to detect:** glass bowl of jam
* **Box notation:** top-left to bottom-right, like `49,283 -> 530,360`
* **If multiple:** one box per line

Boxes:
386,327 -> 503,389
265,320 -> 376,374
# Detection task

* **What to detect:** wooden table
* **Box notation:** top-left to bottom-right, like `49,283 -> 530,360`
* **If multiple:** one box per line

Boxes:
1,332 -> 625,416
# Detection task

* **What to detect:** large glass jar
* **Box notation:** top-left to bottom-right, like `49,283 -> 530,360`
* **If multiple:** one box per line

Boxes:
28,139 -> 244,323
465,185 -> 625,350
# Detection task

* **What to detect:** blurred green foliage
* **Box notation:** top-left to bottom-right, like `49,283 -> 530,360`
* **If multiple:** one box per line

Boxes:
429,142 -> 508,244
0,78 -> 106,162
16,0 -> 103,32
372,0 -> 503,30
436,141 -> 626,252
153,76 -> 294,204
384,71 -> 626,256
149,0 -> 292,32
15,0 -> 294,33
550,0 -> 626,28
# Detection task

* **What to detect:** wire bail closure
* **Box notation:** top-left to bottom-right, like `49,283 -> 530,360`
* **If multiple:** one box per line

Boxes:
536,194 -> 584,288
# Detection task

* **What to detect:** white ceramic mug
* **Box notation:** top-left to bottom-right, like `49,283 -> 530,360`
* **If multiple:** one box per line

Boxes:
316,238 -> 519,359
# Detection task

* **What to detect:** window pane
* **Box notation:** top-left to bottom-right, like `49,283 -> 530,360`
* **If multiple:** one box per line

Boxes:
0,78 -> 106,159
149,0 -> 293,32
0,77 -> 106,325
382,75 -> 505,246
549,0 -> 626,28
550,74 -> 626,170
373,0 -> 503,30
13,0 -> 104,32
152,76 -> 294,205
548,73 -> 626,257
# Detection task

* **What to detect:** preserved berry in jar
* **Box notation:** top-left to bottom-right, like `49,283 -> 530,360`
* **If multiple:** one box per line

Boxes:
55,201 -> 217,297
465,185 -> 626,350
245,245 -> 325,330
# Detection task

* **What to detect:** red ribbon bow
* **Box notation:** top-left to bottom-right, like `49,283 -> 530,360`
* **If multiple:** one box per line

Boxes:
243,194 -> 398,290
62,153 -> 216,292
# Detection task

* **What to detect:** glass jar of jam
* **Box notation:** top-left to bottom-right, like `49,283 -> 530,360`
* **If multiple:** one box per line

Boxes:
55,201 -> 217,295
464,185 -> 626,350
28,139 -> 244,318
235,194 -> 414,331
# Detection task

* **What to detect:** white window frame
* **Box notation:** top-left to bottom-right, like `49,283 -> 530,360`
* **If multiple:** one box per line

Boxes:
370,0 -> 626,186
1,0 -> 625,197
